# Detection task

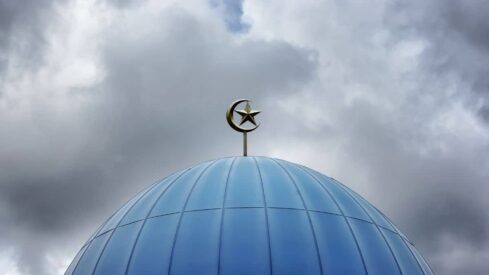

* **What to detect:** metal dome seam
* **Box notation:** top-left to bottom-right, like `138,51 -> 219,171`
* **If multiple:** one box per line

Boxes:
217,157 -> 238,275
333,179 -> 404,275
167,160 -> 219,275
272,158 -> 324,275
123,167 -> 193,275
253,156 -> 274,275
294,162 -> 369,275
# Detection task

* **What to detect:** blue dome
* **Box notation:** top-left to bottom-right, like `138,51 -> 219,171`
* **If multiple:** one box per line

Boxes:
66,157 -> 433,275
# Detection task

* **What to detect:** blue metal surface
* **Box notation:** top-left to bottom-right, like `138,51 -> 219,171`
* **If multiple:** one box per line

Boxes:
66,156 -> 433,275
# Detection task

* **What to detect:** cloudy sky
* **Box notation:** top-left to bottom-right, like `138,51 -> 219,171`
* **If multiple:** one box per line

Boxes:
1,0 -> 489,274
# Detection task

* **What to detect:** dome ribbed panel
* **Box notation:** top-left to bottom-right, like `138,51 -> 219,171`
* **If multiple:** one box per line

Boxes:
67,157 -> 433,275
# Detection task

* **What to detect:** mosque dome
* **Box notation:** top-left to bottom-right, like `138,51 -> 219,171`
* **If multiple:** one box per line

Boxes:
65,156 -> 433,275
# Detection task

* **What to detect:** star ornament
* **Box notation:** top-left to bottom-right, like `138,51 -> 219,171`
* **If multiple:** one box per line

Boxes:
235,102 -> 261,126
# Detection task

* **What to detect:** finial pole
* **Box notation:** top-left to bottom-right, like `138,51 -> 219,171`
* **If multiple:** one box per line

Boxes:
243,132 -> 247,156
226,99 -> 261,157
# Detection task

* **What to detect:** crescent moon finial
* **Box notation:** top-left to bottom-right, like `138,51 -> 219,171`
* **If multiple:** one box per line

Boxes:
226,99 -> 261,156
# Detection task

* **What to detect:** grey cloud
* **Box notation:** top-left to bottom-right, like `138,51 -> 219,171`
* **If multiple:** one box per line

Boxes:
328,92 -> 489,274
210,0 -> 250,33
104,0 -> 145,9
377,6 -> 489,271
0,3 -> 317,274
1,0 -> 488,274
284,93 -> 489,274
386,0 -> 489,122
315,0 -> 489,254
440,2 -> 489,52
0,0 -> 65,74
237,2 -> 489,273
